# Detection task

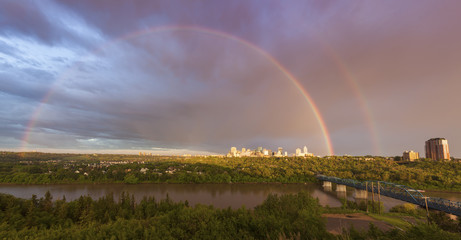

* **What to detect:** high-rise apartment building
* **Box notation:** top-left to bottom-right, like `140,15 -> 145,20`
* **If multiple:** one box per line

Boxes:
425,138 -> 450,160
402,150 -> 419,161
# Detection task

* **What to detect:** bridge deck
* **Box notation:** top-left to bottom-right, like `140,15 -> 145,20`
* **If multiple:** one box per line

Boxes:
317,175 -> 461,216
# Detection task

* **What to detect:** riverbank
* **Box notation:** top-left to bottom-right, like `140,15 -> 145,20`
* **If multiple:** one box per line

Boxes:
2,181 -> 460,197
0,181 -> 314,185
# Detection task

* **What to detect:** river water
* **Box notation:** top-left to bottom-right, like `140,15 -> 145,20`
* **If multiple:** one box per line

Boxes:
0,183 -> 459,211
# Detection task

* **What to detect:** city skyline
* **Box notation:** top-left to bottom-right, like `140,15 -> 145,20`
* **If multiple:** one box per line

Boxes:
227,145 -> 314,157
1,1 -> 461,156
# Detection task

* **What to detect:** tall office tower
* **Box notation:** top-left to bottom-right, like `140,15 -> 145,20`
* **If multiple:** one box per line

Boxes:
230,147 -> 237,155
263,149 -> 269,156
275,147 -> 283,157
295,148 -> 301,156
303,146 -> 308,154
425,138 -> 450,160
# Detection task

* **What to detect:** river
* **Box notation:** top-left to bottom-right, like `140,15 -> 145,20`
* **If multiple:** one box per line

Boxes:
0,183 -> 460,211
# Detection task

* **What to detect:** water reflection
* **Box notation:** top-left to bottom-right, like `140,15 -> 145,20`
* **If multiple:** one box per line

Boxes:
336,191 -> 347,199
323,186 -> 332,192
0,183 -> 343,209
1,183 -> 459,210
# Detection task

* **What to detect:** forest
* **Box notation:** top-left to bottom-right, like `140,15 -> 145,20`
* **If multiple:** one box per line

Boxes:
0,151 -> 461,191
0,191 -> 460,239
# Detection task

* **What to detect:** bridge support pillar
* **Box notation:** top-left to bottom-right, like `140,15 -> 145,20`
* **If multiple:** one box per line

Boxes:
322,181 -> 332,191
354,189 -> 368,199
336,184 -> 347,192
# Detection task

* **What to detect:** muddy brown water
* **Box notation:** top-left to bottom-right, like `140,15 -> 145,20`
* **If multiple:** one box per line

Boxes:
0,183 -> 459,210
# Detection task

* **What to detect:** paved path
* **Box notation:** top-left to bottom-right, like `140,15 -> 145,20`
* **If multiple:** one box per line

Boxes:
323,213 -> 394,235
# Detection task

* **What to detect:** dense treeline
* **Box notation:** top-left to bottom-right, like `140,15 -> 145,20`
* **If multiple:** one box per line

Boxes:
1,152 -> 461,191
0,191 -> 330,239
1,191 -> 459,239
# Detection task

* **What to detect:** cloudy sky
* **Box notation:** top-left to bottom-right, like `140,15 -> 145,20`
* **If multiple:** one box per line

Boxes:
1,0 -> 461,156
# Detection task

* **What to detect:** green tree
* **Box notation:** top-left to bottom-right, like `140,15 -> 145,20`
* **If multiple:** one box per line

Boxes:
123,174 -> 139,184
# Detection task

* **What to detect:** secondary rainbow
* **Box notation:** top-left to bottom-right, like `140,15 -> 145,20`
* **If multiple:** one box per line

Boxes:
319,42 -> 381,155
21,25 -> 334,155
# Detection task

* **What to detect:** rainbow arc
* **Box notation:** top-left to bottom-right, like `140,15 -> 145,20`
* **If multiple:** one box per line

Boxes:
21,25 -> 334,155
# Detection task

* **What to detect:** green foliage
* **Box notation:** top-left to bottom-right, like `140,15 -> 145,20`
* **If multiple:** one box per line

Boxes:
403,223 -> 461,239
254,192 -> 328,239
0,191 -> 459,239
429,211 -> 461,233
0,191 -> 334,239
367,213 -> 415,230
123,174 -> 139,184
1,151 -> 461,191
339,222 -> 461,240
340,199 -> 383,214
390,203 -> 426,217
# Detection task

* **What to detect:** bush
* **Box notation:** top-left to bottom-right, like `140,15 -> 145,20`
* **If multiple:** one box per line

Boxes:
390,203 -> 425,216
341,199 -> 383,214
123,174 -> 139,184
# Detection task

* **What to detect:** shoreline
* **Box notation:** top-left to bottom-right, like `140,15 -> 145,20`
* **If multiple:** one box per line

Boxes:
0,181 -> 460,194
0,181 -> 313,186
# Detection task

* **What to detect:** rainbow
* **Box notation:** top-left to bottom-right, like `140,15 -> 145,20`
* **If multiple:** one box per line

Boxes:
319,42 -> 381,155
21,25 -> 334,155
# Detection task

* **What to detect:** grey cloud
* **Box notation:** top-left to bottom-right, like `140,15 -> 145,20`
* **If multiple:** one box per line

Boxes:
0,1 -> 57,43
56,0 -> 268,44
0,39 -> 19,56
0,1 -> 103,50
26,32 -> 326,153
0,94 -> 36,146
0,71 -> 52,102
4,0 -> 461,156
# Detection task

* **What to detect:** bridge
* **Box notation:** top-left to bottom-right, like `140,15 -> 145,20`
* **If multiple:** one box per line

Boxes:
317,175 -> 461,216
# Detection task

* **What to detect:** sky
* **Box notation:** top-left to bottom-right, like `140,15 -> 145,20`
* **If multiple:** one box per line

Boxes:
1,0 -> 461,156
